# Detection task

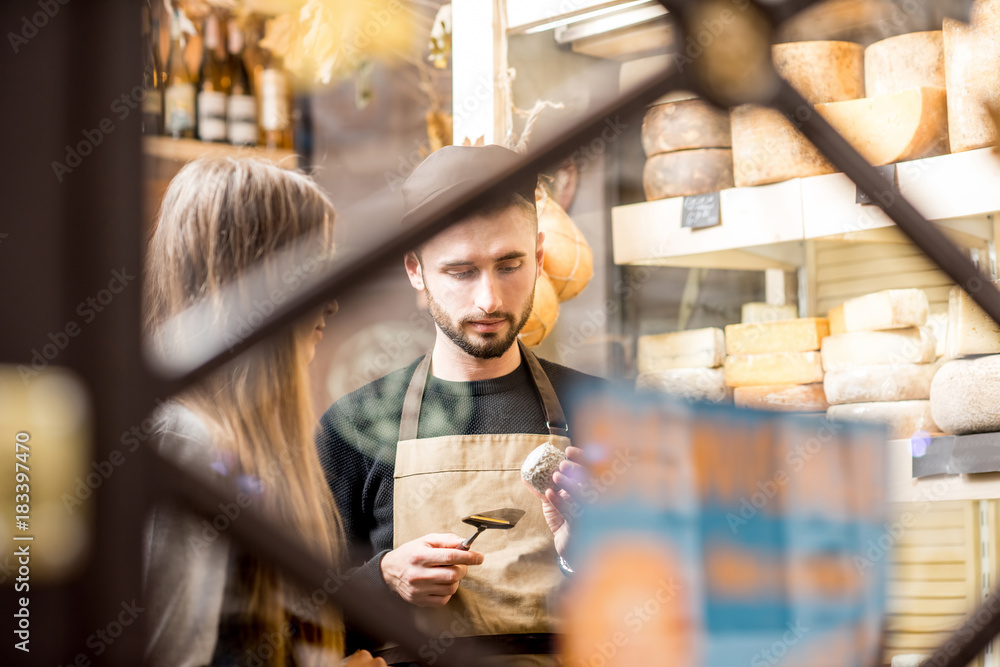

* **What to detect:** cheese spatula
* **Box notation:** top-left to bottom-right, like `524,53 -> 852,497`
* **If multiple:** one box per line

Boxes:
457,508 -> 525,550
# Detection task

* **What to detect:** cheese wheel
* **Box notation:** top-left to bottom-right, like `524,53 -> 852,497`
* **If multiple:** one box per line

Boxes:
865,31 -> 945,97
946,284 -> 1000,358
636,368 -> 732,403
725,317 -> 829,356
641,99 -> 732,156
772,41 -> 866,104
730,105 -> 835,187
944,1 -> 1000,153
827,400 -> 938,440
823,362 -> 940,405
734,383 -> 829,412
815,87 -> 949,165
724,351 -> 825,387
930,355 -> 1000,434
637,328 -> 725,373
820,327 -> 937,372
643,149 -> 734,200
837,289 -> 930,333
742,302 -> 797,323
535,186 -> 593,302
518,271 -> 558,347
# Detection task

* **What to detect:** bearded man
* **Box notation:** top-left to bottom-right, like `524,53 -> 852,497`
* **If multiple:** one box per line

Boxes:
317,145 -> 608,665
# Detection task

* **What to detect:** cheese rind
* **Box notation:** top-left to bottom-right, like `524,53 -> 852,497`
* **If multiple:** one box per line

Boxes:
827,400 -> 938,440
944,5 -> 1000,153
815,87 -> 949,166
864,31 -> 945,97
926,311 -> 948,359
823,362 -> 940,405
725,317 -> 829,356
643,149 -> 734,200
946,285 -> 1000,358
734,383 -> 829,412
930,355 -> 1000,434
772,41 -> 866,104
820,327 -> 937,372
731,105 -> 834,187
637,328 -> 725,373
839,289 -> 930,333
641,99 -> 732,156
742,302 -> 797,323
724,351 -> 825,387
636,368 -> 733,404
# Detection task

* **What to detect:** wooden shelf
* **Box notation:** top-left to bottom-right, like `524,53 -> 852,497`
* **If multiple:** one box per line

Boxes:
142,137 -> 297,166
612,147 -> 1000,269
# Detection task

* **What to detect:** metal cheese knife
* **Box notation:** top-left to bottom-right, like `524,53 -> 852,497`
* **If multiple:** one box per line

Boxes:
457,508 -> 525,550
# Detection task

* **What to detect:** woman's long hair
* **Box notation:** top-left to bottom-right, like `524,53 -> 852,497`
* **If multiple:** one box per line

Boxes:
145,157 -> 345,663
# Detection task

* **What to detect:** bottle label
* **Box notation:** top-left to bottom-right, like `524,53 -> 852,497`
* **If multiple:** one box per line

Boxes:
198,91 -> 227,141
227,95 -> 257,145
143,89 -> 162,115
260,70 -> 289,131
165,83 -> 196,133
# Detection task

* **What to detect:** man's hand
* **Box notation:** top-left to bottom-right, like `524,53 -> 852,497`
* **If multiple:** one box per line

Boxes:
523,445 -> 590,557
342,649 -> 387,667
380,533 -> 484,607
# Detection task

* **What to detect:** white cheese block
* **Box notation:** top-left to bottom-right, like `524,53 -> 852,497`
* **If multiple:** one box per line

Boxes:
637,328 -> 725,373
946,285 -> 1000,358
636,368 -> 733,404
815,87 -> 949,166
891,656 -> 931,667
930,355 -> 1000,434
823,362 -> 941,405
741,302 -> 797,323
827,400 -> 938,439
820,327 -> 937,372
734,383 -> 829,412
837,289 -> 929,333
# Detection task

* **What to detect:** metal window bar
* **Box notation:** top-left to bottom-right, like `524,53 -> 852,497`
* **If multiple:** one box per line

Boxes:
5,0 -> 1000,664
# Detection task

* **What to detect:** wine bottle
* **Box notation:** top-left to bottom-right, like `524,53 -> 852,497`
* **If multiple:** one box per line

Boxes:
258,47 -> 293,150
164,9 -> 196,139
226,20 -> 257,146
197,13 -> 229,143
141,3 -> 163,135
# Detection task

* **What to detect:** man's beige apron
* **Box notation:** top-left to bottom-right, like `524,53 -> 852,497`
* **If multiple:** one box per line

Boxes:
392,340 -> 570,664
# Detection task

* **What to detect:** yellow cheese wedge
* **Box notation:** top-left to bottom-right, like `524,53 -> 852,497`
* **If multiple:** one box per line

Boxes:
946,285 -> 1000,358
725,317 -> 829,356
724,351 -> 825,388
637,328 -> 725,373
944,3 -> 1000,153
734,383 -> 829,412
828,304 -> 846,335
815,87 -> 949,166
837,289 -> 930,333
820,327 -> 937,372
864,31 -> 945,97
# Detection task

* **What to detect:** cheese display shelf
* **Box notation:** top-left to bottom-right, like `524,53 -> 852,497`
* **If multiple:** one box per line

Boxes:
612,146 -> 1000,270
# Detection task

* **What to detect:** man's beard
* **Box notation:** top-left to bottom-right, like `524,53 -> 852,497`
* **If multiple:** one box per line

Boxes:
425,285 -> 535,360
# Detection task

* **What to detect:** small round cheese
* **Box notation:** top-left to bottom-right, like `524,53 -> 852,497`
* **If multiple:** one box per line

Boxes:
521,442 -> 566,495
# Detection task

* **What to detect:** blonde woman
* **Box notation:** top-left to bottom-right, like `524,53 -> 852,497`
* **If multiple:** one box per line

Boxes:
143,157 -> 384,667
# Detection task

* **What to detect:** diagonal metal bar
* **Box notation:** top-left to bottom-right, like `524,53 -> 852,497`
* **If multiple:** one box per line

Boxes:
149,446 -> 486,667
917,590 -> 1000,667
153,66 -> 688,393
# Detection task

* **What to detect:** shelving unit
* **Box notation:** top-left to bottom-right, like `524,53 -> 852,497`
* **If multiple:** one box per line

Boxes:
142,136 -> 297,165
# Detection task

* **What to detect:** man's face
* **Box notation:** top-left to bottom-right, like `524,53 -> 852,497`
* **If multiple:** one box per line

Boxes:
405,205 -> 544,360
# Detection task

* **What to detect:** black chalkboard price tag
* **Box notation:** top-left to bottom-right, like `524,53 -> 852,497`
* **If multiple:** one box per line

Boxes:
856,164 -> 898,205
681,192 -> 721,229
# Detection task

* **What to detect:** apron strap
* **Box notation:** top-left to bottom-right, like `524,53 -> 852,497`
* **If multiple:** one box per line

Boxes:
396,341 -> 570,443
517,339 -> 569,438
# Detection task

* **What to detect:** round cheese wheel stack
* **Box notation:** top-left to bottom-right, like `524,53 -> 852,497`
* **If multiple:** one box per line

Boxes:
864,31 -> 945,97
731,41 -> 863,187
930,355 -> 1000,434
536,185 -> 593,302
518,270 -> 559,348
944,0 -> 1000,152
